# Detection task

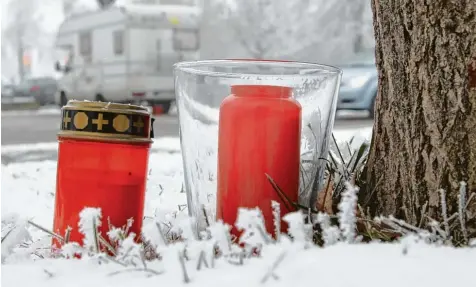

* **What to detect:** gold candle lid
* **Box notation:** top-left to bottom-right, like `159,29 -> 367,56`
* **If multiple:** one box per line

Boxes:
58,100 -> 154,143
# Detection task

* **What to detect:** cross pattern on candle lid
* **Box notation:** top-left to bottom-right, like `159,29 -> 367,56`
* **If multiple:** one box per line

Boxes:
92,113 -> 109,131
58,100 -> 153,143
133,117 -> 144,132
63,111 -> 71,129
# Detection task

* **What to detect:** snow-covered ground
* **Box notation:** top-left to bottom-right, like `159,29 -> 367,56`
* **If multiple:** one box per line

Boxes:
3,242 -> 474,287
2,130 -> 475,287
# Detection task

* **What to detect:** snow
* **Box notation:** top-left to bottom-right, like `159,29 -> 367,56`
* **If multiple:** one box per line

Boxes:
1,150 -> 185,242
1,241 -> 475,286
337,182 -> 359,243
235,208 -> 270,247
78,208 -> 103,251
2,130 -> 475,286
316,213 -> 340,246
282,211 -> 310,245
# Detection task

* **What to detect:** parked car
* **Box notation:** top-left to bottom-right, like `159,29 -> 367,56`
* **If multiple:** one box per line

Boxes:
336,54 -> 378,118
1,83 -> 15,98
2,82 -> 38,110
14,77 -> 58,105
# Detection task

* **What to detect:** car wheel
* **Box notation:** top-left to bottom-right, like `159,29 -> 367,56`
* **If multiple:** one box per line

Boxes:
60,92 -> 68,107
161,101 -> 172,114
369,94 -> 377,119
96,94 -> 106,102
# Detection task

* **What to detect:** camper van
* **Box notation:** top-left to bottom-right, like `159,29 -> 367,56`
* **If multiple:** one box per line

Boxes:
54,4 -> 201,113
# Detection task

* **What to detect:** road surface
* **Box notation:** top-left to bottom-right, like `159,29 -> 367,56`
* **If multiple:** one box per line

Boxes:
1,110 -> 373,145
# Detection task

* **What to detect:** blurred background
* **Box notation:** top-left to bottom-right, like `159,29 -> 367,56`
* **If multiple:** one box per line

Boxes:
1,0 -> 377,145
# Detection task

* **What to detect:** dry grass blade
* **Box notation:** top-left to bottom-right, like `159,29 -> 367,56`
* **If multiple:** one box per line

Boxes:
439,189 -> 450,238
346,141 -> 353,156
103,254 -> 127,267
327,151 -> 339,171
140,249 -> 148,269
332,133 -> 347,167
123,218 -> 134,239
64,227 -> 72,244
92,218 -> 100,253
196,250 -> 209,271
256,224 -> 272,244
260,251 -> 286,284
98,235 -> 117,256
27,220 -> 64,243
1,226 -> 15,244
350,142 -> 369,173
265,173 -> 295,212
345,151 -> 358,172
43,269 -> 54,278
418,202 -> 428,228
179,250 -> 190,283
108,268 -> 163,277
202,206 -> 211,228
458,182 -> 468,243
316,174 -> 334,214
156,222 -> 169,246
387,217 -> 423,233
272,201 -> 281,241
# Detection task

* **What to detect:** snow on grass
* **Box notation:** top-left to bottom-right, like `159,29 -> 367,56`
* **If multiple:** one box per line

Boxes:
4,129 -> 475,286
337,182 -> 359,243
1,241 -> 475,287
78,208 -> 102,252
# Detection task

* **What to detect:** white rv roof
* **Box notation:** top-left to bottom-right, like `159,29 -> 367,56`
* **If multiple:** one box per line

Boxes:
121,4 -> 201,17
57,4 -> 201,36
121,4 -> 201,28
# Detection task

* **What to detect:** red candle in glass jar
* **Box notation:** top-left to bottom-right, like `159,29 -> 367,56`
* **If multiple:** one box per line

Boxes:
52,101 -> 153,249
216,85 -> 302,238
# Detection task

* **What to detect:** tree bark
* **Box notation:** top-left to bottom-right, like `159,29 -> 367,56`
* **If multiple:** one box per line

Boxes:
362,0 -> 476,238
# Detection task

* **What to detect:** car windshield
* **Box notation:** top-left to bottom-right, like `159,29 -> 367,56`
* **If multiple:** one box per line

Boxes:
336,54 -> 376,68
17,80 -> 32,88
1,85 -> 14,97
20,77 -> 56,87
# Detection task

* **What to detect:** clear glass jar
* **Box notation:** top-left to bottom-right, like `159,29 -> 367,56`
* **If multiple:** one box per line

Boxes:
174,60 -> 342,231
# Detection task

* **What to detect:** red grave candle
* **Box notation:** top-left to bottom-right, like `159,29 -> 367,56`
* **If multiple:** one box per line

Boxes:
52,101 -> 153,250
216,85 -> 302,238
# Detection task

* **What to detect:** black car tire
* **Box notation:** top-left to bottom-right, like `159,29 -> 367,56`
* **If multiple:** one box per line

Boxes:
60,92 -> 68,107
161,101 -> 172,114
369,94 -> 377,119
96,94 -> 106,102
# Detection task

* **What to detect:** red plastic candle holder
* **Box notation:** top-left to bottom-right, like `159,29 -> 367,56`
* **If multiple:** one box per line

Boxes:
52,100 -> 153,249
217,85 -> 301,236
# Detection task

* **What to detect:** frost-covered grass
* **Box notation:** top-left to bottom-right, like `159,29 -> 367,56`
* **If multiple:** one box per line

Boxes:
2,130 -> 475,287
3,240 -> 474,287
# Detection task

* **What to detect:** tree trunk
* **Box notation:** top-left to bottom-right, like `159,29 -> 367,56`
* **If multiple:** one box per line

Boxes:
361,0 -> 476,239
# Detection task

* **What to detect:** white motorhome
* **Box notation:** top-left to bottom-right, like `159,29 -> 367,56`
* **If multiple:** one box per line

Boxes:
54,3 -> 201,113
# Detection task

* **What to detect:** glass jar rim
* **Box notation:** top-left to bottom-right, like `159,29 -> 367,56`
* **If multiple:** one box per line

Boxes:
173,59 -> 342,79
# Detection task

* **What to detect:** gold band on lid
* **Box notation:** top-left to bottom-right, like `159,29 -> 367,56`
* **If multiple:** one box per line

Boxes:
58,100 -> 154,143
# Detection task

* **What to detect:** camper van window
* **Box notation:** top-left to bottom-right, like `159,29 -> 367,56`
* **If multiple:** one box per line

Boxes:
113,30 -> 124,56
173,29 -> 199,51
79,31 -> 92,58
